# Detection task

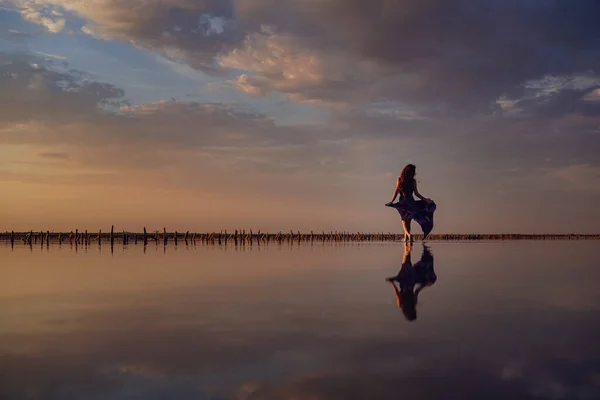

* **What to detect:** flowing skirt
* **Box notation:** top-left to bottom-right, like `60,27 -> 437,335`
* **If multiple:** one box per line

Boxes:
386,246 -> 436,288
386,199 -> 437,238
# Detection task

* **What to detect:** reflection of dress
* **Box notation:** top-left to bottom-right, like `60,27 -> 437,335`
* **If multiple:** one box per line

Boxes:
388,246 -> 436,289
385,180 -> 437,238
413,246 -> 436,286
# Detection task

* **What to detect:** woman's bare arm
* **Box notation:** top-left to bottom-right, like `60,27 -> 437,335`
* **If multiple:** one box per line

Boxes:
414,180 -> 431,202
386,179 -> 401,204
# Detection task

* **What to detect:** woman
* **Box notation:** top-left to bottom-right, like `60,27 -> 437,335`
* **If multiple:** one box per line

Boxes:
385,164 -> 433,243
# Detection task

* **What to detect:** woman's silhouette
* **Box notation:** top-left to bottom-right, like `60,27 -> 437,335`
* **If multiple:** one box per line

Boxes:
385,164 -> 436,243
385,244 -> 437,322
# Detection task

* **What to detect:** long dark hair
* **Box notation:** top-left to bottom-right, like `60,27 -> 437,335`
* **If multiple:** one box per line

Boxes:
399,164 -> 416,196
400,292 -> 417,321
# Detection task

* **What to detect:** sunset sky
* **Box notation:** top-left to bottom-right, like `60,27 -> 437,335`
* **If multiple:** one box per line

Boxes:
1,0 -> 599,233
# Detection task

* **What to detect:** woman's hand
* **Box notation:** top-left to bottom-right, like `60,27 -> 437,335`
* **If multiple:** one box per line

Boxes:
385,201 -> 394,206
425,198 -> 433,204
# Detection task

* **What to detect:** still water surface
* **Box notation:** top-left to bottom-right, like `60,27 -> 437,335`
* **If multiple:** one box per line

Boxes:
1,241 -> 600,399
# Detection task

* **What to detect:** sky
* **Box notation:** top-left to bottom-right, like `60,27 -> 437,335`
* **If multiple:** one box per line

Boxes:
0,0 -> 599,234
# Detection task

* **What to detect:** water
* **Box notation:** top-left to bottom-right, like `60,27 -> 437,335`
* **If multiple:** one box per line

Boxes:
1,241 -> 599,399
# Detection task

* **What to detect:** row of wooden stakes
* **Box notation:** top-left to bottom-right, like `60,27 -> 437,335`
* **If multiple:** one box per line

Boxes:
2,228 -> 600,247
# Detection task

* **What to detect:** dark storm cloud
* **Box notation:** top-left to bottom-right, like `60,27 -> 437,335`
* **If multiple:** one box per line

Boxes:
230,0 -> 600,112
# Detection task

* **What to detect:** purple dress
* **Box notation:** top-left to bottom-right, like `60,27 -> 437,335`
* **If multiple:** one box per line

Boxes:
385,180 -> 437,238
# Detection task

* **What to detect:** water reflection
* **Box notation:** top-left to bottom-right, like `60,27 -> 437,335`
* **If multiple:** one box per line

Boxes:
386,244 -> 436,321
2,242 -> 600,399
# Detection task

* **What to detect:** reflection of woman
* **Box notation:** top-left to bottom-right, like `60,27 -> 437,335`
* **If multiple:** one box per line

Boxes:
385,164 -> 434,243
385,244 -> 436,322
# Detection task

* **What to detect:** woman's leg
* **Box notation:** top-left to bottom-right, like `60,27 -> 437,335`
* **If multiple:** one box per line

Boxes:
402,218 -> 412,242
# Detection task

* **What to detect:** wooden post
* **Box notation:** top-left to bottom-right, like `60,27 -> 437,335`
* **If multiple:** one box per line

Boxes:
174,231 -> 178,246
110,225 -> 114,246
98,229 -> 101,246
143,227 -> 148,246
41,230 -> 45,246
164,227 -> 167,246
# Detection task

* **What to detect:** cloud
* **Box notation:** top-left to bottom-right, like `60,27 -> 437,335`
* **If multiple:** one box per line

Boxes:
2,51 -> 599,184
550,164 -> 600,194
1,28 -> 36,39
0,52 -> 125,125
506,83 -> 600,118
218,28 -> 383,107
18,1 -> 66,33
7,0 -> 600,113
584,88 -> 600,101
9,0 -> 241,72
0,53 -> 325,165
0,53 -> 355,217
38,151 -> 69,159
2,43 -> 600,232
36,51 -> 67,60
227,0 -> 600,113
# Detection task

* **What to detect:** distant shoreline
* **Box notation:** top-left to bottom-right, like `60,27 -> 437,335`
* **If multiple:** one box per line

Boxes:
1,230 -> 599,245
